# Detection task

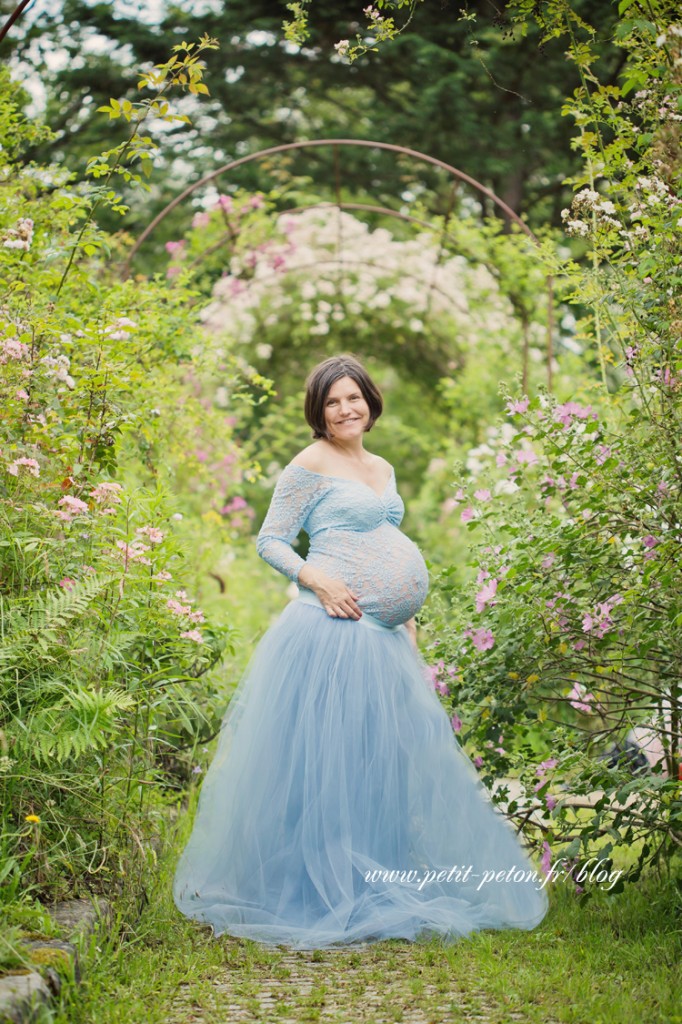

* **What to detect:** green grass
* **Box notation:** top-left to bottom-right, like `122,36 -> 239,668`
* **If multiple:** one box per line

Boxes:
50,815 -> 681,1024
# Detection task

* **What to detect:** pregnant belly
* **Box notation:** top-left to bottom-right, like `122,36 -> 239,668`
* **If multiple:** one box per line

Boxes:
307,526 -> 429,628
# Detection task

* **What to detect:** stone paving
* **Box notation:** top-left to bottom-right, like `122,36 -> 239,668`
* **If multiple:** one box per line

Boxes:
166,943 -> 548,1024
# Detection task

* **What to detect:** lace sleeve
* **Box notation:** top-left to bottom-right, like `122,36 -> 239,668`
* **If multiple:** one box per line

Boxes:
256,465 -> 326,583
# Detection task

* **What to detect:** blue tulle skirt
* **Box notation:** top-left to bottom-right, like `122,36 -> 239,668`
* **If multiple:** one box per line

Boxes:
172,594 -> 549,948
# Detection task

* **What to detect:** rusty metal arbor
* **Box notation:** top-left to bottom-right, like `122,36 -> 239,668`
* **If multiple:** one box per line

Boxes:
125,139 -> 554,391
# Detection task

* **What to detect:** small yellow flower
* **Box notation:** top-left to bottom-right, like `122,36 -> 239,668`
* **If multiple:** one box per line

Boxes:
559,642 -> 568,654
25,814 -> 41,823
507,671 -> 519,680
526,673 -> 540,685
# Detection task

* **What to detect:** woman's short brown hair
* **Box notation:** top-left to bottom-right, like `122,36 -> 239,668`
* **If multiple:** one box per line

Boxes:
304,354 -> 383,440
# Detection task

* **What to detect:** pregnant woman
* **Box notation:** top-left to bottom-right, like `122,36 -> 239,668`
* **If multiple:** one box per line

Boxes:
173,354 -> 549,948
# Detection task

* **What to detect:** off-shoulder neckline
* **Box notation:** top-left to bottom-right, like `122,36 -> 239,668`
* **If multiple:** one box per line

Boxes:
285,462 -> 395,500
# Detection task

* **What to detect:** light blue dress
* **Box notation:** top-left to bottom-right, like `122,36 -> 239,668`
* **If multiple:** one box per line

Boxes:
172,463 -> 549,948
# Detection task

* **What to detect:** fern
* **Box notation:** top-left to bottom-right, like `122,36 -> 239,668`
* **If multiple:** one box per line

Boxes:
22,685 -> 136,765
0,572 -> 117,665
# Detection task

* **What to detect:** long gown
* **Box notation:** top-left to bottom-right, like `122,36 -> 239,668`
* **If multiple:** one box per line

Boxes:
172,463 -> 549,948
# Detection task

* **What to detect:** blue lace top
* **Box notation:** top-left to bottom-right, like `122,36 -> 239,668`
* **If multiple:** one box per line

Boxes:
256,463 -> 429,628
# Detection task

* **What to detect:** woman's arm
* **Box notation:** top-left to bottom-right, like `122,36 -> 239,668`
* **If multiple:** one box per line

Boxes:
255,465 -> 325,583
404,616 -> 417,651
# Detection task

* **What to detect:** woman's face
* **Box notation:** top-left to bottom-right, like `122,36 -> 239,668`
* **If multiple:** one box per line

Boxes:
323,375 -> 370,440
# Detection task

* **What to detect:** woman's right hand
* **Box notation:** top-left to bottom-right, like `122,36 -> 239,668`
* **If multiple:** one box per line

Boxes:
297,566 -> 362,620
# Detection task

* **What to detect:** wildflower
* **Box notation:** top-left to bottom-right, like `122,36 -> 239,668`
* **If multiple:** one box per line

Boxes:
540,841 -> 552,875
514,448 -> 538,466
451,712 -> 462,733
89,481 -> 123,504
167,598 -> 192,616
180,629 -> 204,644
104,317 -> 138,340
25,814 -> 41,823
116,540 -> 151,565
221,496 -> 248,514
474,488 -> 491,502
505,397 -> 529,415
460,506 -> 475,523
165,240 -> 186,257
466,627 -> 495,652
3,217 -> 34,251
7,457 -> 40,477
475,578 -> 498,613
473,755 -> 483,768
58,577 -> 77,590
191,211 -> 211,229
546,795 -> 557,811
0,338 -> 30,363
553,401 -> 597,427
334,39 -> 350,57
191,765 -> 203,775
568,682 -> 595,714
58,495 -> 89,515
136,525 -> 165,544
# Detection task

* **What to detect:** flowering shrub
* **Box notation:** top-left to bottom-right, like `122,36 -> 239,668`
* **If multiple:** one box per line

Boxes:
0,44 -> 269,903
425,0 -> 682,892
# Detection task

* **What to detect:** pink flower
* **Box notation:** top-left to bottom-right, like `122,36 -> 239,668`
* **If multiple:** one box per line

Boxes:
104,317 -> 137,340
475,578 -> 498,613
167,598 -> 192,616
180,629 -> 204,644
643,534 -> 658,548
221,495 -> 248,514
469,627 -> 495,652
568,682 -> 595,714
165,240 -> 186,257
553,401 -> 597,428
58,577 -> 77,590
248,194 -> 265,209
506,397 -> 530,415
58,495 -> 89,514
473,755 -> 483,768
573,639 -> 586,651
546,795 -> 557,811
215,194 -> 233,213
460,506 -> 475,523
595,444 -> 612,465
514,448 -> 538,466
540,841 -> 552,876
541,552 -> 556,569
474,488 -> 491,501
451,712 -> 462,733
0,338 -> 30,363
7,457 -> 40,477
15,389 -> 29,401
89,481 -> 123,504
191,211 -> 211,229
495,453 -> 508,467
136,525 -> 165,544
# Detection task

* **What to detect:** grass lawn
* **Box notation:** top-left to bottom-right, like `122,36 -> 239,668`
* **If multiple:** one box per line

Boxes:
50,800 -> 680,1024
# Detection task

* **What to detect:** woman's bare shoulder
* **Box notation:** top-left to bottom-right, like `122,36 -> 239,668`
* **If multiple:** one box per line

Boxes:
289,443 -> 327,471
